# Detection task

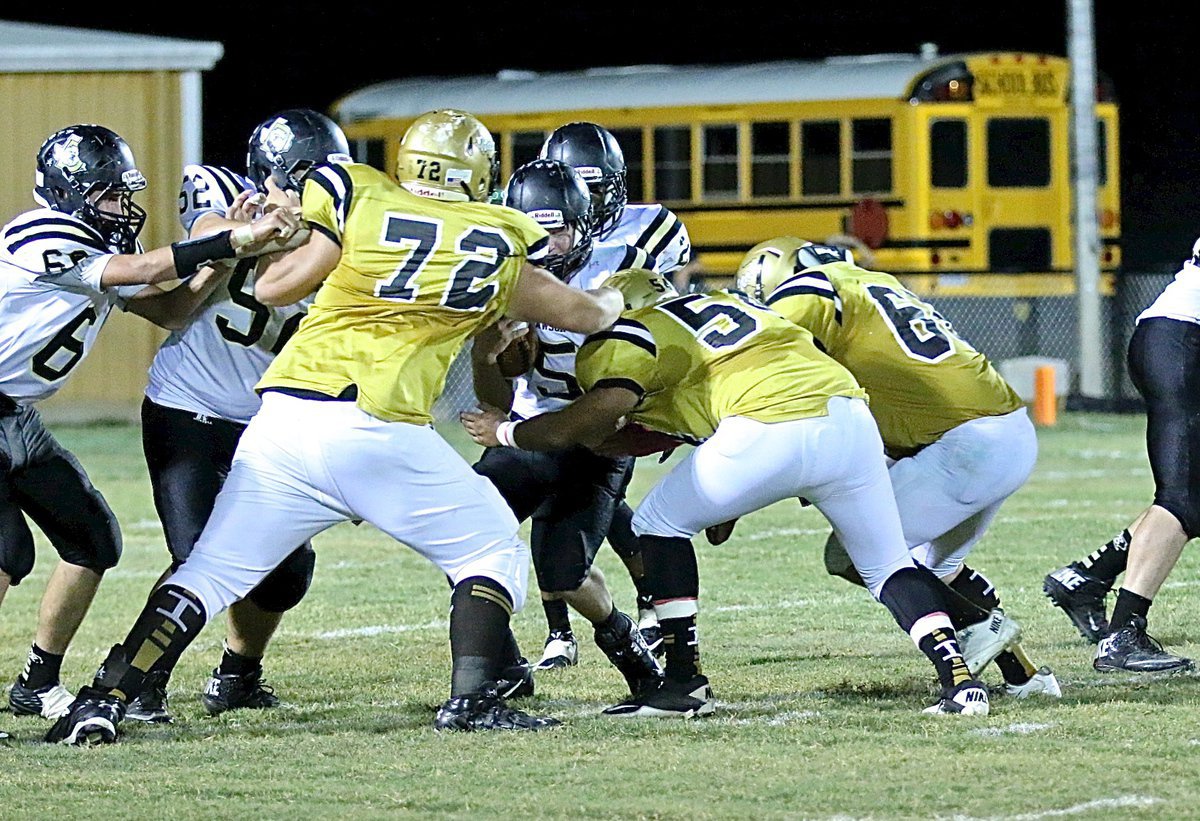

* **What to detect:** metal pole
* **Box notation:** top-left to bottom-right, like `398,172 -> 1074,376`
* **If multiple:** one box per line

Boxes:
1069,0 -> 1104,398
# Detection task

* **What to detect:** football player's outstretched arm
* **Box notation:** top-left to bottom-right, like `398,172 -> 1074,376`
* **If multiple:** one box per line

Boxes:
99,207 -> 301,288
123,263 -> 232,330
461,386 -> 639,451
507,262 -> 623,335
254,229 -> 340,306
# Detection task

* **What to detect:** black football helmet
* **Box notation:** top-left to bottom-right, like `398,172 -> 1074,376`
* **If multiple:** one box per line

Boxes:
540,122 -> 627,240
504,159 -> 594,279
34,125 -> 147,253
246,109 -> 351,194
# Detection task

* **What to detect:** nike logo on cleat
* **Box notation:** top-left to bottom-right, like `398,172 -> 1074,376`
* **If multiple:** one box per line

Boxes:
1051,568 -> 1087,590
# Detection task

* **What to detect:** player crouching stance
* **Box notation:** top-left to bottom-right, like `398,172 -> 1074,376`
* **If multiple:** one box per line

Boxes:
45,110 -> 624,745
463,269 -> 990,717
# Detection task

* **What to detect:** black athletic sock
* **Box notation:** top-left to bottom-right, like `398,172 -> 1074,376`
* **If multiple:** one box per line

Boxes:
1071,529 -> 1130,586
939,584 -> 991,630
449,576 -> 514,697
92,584 -> 208,701
879,566 -> 972,690
542,598 -> 572,635
500,628 -> 523,668
916,627 -> 974,690
949,566 -> 1002,611
639,534 -> 701,682
996,644 -> 1038,685
20,643 -> 64,690
217,644 -> 262,678
593,605 -> 625,633
660,615 -> 700,681
1109,587 -> 1152,632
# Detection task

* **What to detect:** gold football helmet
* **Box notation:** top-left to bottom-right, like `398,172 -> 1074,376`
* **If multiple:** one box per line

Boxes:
604,268 -> 677,311
395,109 -> 497,202
735,236 -> 808,302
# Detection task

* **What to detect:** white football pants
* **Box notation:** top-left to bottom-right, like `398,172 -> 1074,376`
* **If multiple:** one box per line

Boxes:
899,407 -> 1038,577
632,396 -> 914,596
168,392 -> 529,621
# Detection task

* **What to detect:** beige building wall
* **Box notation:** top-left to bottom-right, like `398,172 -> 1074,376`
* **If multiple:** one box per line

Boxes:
0,71 -> 188,421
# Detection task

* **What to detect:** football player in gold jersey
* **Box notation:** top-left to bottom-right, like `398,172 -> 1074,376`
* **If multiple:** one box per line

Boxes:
737,237 -> 1057,699
463,269 -> 990,717
47,110 -> 624,744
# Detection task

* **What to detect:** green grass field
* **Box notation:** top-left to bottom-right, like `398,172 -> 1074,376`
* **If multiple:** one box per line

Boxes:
2,414 -> 1198,819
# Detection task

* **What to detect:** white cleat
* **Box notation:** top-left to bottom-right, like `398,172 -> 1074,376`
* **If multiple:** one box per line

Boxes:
1005,666 -> 1062,699
959,609 -> 1022,676
923,680 -> 990,716
534,631 -> 579,671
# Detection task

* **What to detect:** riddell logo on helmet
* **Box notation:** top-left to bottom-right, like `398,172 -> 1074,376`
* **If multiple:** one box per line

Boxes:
52,135 -> 86,174
575,166 -> 603,181
530,209 -> 564,226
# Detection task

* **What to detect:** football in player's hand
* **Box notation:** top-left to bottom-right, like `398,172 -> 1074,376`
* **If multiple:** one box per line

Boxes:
497,331 -> 539,378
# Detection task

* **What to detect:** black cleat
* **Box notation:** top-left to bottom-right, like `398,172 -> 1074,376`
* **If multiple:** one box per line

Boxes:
495,657 -> 535,699
44,687 -> 125,745
1094,616 -> 1195,673
1044,565 -> 1111,643
603,675 -> 714,718
201,667 -> 280,716
594,611 -> 664,696
126,670 -> 172,724
434,684 -> 559,732
8,679 -> 74,719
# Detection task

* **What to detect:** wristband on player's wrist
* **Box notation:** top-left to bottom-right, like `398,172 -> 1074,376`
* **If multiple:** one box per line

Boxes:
495,420 -> 521,449
170,230 -> 236,278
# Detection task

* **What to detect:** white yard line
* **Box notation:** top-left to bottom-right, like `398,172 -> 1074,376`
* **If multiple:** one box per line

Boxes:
313,620 -> 448,639
1002,795 -> 1162,820
970,721 -> 1054,738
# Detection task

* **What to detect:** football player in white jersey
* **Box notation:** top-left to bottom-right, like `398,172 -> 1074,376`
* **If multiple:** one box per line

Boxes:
1,124 -> 299,724
124,110 -> 350,724
1045,237 -> 1200,673
538,122 -> 695,652
471,159 -> 663,698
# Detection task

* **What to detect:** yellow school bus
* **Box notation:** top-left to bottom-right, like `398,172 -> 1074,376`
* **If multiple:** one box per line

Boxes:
334,51 -> 1119,296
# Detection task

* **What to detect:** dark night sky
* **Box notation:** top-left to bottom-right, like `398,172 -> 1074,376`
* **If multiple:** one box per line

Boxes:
7,2 -> 1197,266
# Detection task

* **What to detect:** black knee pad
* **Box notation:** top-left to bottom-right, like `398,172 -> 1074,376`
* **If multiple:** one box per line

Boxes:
0,528 -> 35,585
639,534 -> 698,601
247,545 -> 315,613
606,502 -> 641,560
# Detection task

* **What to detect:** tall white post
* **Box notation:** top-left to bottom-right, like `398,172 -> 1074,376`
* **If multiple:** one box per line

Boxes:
1069,0 -> 1104,398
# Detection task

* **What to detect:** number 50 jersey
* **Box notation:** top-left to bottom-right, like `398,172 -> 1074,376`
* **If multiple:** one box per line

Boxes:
576,290 -> 864,442
260,162 -> 549,424
766,260 -> 1021,457
145,165 -> 309,424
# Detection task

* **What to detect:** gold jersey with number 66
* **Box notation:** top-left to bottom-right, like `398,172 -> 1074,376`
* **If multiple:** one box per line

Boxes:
738,239 -> 1021,457
575,285 -> 865,443
259,161 -> 549,424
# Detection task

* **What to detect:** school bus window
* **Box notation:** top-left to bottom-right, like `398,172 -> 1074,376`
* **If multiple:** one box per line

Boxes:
1097,119 -> 1108,186
702,124 -> 739,200
930,120 -> 967,188
654,126 -> 692,201
511,131 -> 546,172
751,121 -> 790,198
987,118 -> 1050,187
354,138 -> 386,171
801,121 -> 841,196
609,127 -> 644,202
851,118 -> 892,194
